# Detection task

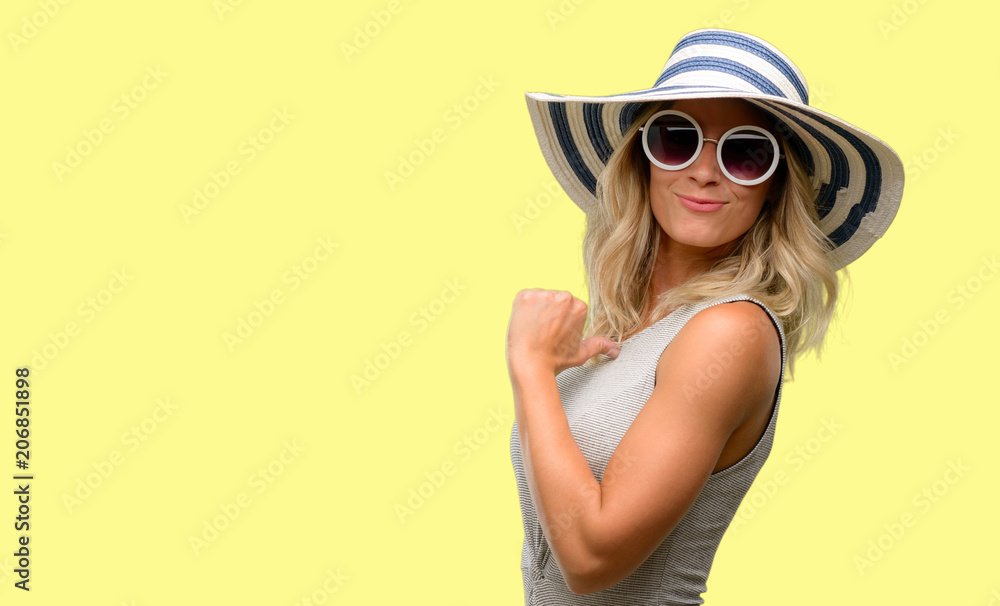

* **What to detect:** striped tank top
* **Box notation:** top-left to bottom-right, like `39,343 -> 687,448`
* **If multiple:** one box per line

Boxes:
509,293 -> 786,605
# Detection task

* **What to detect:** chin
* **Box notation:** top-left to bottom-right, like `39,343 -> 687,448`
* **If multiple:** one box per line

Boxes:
667,227 -> 731,249
681,237 -> 729,250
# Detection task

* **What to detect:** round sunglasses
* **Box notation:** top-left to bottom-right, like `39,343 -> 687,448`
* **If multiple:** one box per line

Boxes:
639,109 -> 783,186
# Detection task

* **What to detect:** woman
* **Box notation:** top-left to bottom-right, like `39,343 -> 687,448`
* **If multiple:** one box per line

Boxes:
507,28 -> 904,604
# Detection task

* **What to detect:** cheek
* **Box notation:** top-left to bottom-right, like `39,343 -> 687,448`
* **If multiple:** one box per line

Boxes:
733,192 -> 768,230
742,190 -> 767,214
648,168 -> 675,205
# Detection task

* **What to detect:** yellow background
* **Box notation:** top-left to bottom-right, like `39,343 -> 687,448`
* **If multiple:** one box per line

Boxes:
1,0 -> 997,603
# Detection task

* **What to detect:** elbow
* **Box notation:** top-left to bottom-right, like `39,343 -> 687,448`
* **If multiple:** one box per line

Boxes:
566,575 -> 603,596
559,551 -> 618,595
564,564 -> 615,595
551,509 -> 631,594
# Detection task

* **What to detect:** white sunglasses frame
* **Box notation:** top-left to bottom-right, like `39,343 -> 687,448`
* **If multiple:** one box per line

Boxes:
638,109 -> 783,186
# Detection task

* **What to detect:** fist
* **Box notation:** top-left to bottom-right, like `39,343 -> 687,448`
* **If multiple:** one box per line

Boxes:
505,289 -> 620,377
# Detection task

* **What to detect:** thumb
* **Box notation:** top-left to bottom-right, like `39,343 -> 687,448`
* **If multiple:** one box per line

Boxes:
580,336 -> 621,361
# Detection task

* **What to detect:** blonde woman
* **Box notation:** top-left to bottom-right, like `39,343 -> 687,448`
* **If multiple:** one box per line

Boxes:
507,28 -> 904,604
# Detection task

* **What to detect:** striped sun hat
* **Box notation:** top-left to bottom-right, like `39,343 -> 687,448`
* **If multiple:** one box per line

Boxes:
525,28 -> 904,269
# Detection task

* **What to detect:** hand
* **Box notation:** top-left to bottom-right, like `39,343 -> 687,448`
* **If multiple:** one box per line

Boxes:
505,289 -> 621,378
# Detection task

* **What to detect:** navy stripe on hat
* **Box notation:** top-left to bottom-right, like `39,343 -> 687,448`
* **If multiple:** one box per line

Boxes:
768,116 -> 815,180
810,116 -> 882,246
759,101 -> 881,245
669,30 -> 809,104
619,102 -> 645,133
759,102 -> 847,223
654,57 -> 787,98
759,113 -> 837,219
616,84 -> 739,98
584,104 -> 614,164
747,104 -> 833,218
549,102 -> 597,194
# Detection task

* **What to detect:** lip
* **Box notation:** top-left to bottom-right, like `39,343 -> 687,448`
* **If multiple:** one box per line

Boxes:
677,194 -> 726,213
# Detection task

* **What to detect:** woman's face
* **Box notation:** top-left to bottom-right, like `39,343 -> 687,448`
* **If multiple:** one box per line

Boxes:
647,98 -> 776,254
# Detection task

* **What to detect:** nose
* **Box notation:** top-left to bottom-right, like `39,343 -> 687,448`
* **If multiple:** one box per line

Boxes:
687,137 -> 724,184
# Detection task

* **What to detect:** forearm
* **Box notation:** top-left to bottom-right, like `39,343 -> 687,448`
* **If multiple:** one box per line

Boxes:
511,364 -> 604,580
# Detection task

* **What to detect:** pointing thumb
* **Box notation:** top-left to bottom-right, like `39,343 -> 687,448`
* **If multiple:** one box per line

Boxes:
582,336 -> 621,360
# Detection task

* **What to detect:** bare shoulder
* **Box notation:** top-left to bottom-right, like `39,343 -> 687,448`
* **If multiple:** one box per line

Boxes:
676,300 -> 780,362
686,300 -> 778,344
656,300 -> 782,426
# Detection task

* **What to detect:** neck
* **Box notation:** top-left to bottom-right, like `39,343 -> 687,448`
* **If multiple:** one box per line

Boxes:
648,231 -> 735,306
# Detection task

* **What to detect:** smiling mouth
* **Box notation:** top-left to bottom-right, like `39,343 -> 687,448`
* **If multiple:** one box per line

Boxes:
677,194 -> 726,213
677,194 -> 725,205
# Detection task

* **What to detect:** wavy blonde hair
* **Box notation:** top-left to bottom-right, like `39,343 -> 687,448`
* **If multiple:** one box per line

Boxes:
580,100 -> 847,379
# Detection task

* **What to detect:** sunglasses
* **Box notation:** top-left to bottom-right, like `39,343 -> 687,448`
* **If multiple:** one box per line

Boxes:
639,109 -> 783,186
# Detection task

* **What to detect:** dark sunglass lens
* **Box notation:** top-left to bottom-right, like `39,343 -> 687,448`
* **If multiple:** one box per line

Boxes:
647,115 -> 698,166
720,130 -> 775,181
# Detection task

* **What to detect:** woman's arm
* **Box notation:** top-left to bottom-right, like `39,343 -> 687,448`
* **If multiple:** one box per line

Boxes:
509,299 -> 780,595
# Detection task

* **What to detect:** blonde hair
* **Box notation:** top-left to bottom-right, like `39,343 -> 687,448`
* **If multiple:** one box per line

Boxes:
580,100 -> 846,379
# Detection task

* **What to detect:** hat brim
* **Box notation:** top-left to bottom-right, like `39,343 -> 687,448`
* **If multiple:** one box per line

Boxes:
525,87 -> 904,270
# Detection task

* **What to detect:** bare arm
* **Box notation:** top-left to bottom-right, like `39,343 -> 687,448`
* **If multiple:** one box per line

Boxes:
509,298 -> 780,595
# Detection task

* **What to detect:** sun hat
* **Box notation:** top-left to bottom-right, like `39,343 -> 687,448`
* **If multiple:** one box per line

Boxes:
525,28 -> 904,269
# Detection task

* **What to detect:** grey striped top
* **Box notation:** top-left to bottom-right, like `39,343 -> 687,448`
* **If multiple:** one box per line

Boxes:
510,293 -> 786,605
